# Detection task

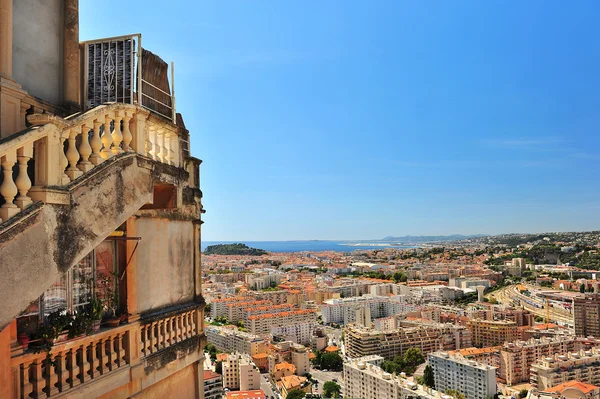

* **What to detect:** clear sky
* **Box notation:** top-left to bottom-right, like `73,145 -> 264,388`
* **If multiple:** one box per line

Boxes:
80,1 -> 600,241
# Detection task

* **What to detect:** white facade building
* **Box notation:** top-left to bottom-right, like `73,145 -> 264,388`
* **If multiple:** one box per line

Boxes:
271,322 -> 316,346
429,352 -> 497,399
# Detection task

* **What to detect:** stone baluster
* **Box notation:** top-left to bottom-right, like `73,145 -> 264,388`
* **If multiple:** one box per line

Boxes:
164,132 -> 173,165
29,359 -> 45,399
101,115 -> 113,159
122,112 -> 133,151
111,111 -> 123,155
175,315 -> 182,343
65,128 -> 83,181
90,119 -> 103,165
59,134 -> 71,185
55,351 -> 69,392
144,127 -> 153,158
104,336 -> 115,371
153,128 -> 161,162
21,361 -> 34,399
170,134 -> 178,166
46,359 -> 59,396
116,334 -> 126,367
95,340 -> 105,376
68,347 -> 81,388
170,317 -> 176,345
159,129 -> 167,163
0,151 -> 18,222
14,143 -> 33,210
151,322 -> 158,353
77,123 -> 93,173
187,312 -> 193,338
139,325 -> 146,356
159,320 -> 166,349
83,343 -> 94,381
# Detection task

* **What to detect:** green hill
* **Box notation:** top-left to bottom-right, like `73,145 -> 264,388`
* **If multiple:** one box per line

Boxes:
203,243 -> 268,256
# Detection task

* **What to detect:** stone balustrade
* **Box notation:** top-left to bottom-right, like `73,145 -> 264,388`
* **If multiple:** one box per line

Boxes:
10,306 -> 202,399
11,324 -> 133,399
140,308 -> 198,357
0,103 -> 183,223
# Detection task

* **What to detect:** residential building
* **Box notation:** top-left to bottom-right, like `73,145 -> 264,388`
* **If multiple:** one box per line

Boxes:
226,390 -> 266,399
321,295 -> 417,325
468,319 -> 519,347
0,2 -> 206,398
271,322 -> 316,346
278,375 -> 311,399
206,325 -> 267,356
343,356 -> 440,399
243,303 -> 297,326
222,354 -> 262,391
429,352 -> 497,399
531,349 -> 600,390
499,336 -> 578,386
531,381 -> 600,399
204,370 -> 224,399
248,309 -> 317,335
345,324 -> 472,360
574,295 -> 600,338
291,343 -> 310,376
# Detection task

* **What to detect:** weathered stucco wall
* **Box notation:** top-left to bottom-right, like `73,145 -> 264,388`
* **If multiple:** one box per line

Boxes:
0,155 -> 154,330
134,217 -> 195,312
136,363 -> 197,399
12,0 -> 63,104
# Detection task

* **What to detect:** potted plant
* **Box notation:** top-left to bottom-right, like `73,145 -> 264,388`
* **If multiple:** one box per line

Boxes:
98,273 -> 121,327
86,298 -> 103,332
67,309 -> 92,339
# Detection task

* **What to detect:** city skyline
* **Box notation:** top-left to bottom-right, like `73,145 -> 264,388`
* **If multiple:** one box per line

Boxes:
80,1 -> 600,241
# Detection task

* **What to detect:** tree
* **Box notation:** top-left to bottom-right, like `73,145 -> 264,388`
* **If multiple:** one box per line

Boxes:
286,390 -> 306,399
580,284 -> 586,293
205,303 -> 211,313
323,381 -> 341,398
422,365 -> 435,389
446,389 -> 466,399
215,361 -> 222,374
393,271 -> 408,283
518,389 -> 528,398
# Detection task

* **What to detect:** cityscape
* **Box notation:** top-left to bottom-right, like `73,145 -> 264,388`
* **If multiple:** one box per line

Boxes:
0,2 -> 599,399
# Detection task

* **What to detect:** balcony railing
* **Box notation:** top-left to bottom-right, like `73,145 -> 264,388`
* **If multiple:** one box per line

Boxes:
0,103 -> 185,224
10,304 -> 203,399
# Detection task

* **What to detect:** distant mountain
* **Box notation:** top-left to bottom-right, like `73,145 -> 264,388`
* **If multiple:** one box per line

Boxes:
381,234 -> 488,243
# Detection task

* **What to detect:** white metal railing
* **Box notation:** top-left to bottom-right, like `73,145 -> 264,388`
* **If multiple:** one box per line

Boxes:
81,34 -> 176,123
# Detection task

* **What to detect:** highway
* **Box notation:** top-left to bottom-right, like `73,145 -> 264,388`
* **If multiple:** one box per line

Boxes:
488,284 -> 574,327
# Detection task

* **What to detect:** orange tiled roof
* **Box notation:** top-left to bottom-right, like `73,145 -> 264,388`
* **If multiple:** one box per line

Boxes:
204,370 -> 221,380
216,353 -> 229,362
274,362 -> 296,373
248,309 -> 316,320
280,375 -> 308,390
325,345 -> 339,353
544,380 -> 599,394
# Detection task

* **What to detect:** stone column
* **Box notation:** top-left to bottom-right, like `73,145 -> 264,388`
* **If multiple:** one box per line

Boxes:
0,0 -> 12,79
63,0 -> 80,109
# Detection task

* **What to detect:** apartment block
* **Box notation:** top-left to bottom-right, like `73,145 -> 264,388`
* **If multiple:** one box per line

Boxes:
344,356 -> 440,399
248,309 -> 317,335
499,337 -> 578,386
226,300 -> 272,323
211,297 -> 265,319
222,354 -> 262,391
243,303 -> 297,326
574,295 -> 600,338
468,319 -> 519,347
290,344 -> 310,376
204,370 -> 224,399
321,295 -> 417,325
531,349 -> 600,390
271,322 -> 316,346
206,326 -> 267,356
429,352 -> 497,399
345,324 -> 472,360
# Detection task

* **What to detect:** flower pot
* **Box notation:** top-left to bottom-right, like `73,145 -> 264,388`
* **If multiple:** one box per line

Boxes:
92,320 -> 101,332
106,318 -> 120,328
52,332 -> 69,344
17,332 -> 29,350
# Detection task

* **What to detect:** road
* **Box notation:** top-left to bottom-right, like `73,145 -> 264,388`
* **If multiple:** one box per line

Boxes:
261,373 -> 278,399
310,368 -> 342,395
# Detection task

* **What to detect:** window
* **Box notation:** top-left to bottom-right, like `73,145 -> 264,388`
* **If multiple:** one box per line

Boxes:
17,240 -> 121,332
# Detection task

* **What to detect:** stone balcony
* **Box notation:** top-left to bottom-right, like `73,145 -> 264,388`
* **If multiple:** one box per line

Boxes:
10,303 -> 204,399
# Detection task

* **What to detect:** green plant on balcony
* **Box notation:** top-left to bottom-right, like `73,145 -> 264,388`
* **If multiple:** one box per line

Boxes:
98,272 -> 121,327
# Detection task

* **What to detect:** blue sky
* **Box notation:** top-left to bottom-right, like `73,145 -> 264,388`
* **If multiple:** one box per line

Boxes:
81,1 -> 600,241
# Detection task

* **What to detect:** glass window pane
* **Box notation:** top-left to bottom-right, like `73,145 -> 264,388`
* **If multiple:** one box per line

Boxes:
95,240 -> 117,315
43,274 -> 68,317
73,253 -> 94,310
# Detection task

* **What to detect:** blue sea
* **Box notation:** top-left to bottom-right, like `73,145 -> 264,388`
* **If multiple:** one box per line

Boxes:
201,240 -> 417,253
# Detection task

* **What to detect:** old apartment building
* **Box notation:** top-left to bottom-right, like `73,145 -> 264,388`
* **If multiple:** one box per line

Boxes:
0,1 -> 205,398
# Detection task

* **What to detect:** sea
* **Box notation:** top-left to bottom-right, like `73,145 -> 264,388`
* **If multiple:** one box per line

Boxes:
201,241 -> 418,253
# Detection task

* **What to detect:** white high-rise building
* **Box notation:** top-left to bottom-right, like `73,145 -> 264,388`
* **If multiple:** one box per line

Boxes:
429,352 -> 497,399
